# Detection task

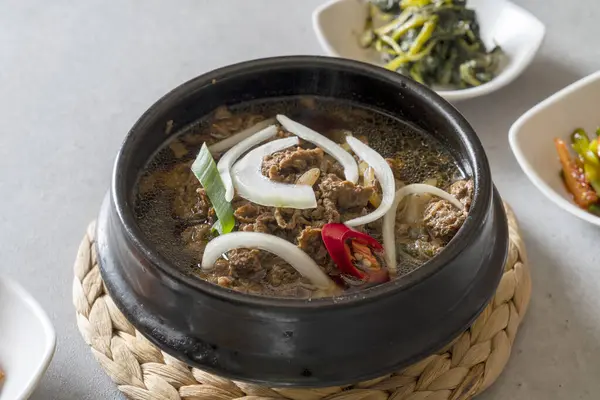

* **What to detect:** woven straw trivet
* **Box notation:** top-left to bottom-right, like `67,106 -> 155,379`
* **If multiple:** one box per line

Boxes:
73,203 -> 530,400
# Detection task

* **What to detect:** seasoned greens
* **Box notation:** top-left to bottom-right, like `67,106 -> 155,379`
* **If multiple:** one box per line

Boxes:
362,0 -> 504,89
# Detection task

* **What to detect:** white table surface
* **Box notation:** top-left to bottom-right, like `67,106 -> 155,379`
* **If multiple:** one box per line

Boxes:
1,0 -> 599,398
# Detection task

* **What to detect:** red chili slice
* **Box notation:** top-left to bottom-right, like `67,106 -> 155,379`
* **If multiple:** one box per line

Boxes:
321,223 -> 389,285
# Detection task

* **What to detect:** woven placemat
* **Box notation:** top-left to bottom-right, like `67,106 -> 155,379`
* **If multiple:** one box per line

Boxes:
73,203 -> 530,400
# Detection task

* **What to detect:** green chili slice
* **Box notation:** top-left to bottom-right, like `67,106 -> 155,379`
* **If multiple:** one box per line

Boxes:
571,128 -> 590,152
590,139 -> 599,157
191,143 -> 235,235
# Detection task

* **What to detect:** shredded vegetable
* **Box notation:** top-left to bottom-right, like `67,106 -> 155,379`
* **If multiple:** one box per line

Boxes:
276,114 -> 359,183
216,124 -> 278,202
201,232 -> 337,289
208,118 -> 276,153
382,183 -> 463,271
231,137 -> 318,209
191,144 -> 235,234
344,136 -> 395,227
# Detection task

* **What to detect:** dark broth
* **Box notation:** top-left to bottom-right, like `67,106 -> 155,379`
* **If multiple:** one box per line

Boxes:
134,96 -> 464,297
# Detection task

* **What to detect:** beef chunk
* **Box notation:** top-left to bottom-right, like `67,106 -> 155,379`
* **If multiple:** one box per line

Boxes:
266,263 -> 301,286
152,162 -> 212,221
210,107 -> 243,139
297,200 -> 340,228
173,187 -> 211,220
234,202 -> 262,223
279,147 -> 324,170
340,208 -> 368,225
227,249 -> 266,281
450,179 -> 474,210
274,208 -> 310,229
320,154 -> 345,179
297,227 -> 337,275
262,147 -> 324,183
214,248 -> 305,293
318,174 -> 374,209
423,199 -> 467,243
253,212 -> 278,233
181,224 -> 210,254
297,227 -> 327,262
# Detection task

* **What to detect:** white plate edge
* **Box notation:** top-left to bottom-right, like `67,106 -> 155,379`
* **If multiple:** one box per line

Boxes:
1,276 -> 57,400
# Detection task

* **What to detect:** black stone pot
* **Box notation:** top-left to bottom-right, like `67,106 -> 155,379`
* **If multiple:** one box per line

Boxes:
97,56 -> 508,387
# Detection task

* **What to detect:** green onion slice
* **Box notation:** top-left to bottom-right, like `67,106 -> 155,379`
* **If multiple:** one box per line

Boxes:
191,143 -> 235,235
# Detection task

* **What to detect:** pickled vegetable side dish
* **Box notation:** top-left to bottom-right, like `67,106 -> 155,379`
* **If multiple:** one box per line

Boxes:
555,128 -> 600,216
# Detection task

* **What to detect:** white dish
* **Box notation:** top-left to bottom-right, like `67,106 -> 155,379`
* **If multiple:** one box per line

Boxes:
0,276 -> 55,400
509,71 -> 600,227
312,0 -> 546,102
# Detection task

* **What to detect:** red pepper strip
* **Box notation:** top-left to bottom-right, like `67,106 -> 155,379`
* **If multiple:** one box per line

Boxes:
321,223 -> 389,284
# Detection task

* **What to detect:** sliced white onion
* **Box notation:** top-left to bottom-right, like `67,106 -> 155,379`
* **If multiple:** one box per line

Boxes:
276,114 -> 359,183
383,184 -> 464,272
344,136 -> 395,227
201,232 -> 336,289
216,125 -> 278,202
231,137 -> 317,209
208,118 -> 276,153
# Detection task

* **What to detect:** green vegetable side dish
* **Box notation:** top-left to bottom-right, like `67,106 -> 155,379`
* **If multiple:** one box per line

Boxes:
191,143 -> 235,234
361,0 -> 505,89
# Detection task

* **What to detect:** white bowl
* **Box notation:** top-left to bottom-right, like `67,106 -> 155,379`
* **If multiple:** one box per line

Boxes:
0,276 -> 55,400
509,71 -> 600,227
312,0 -> 546,102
